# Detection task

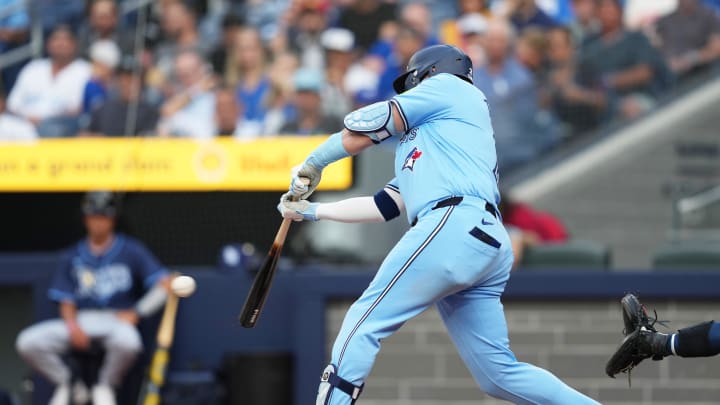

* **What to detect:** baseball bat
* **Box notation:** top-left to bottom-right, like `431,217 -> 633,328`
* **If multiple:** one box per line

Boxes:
238,217 -> 292,328
140,290 -> 180,405
238,179 -> 308,328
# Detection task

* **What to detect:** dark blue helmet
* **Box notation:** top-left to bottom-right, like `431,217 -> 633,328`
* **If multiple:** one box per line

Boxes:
392,44 -> 473,94
82,191 -> 118,217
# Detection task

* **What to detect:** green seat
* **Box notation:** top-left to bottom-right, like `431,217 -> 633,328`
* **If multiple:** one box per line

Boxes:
520,240 -> 611,270
651,242 -> 720,271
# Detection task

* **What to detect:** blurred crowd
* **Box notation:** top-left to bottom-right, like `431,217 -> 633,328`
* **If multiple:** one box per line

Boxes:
1,0 -> 720,171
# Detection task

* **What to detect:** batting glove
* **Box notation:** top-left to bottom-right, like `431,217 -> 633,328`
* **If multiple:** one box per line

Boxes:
278,193 -> 319,221
288,131 -> 350,199
289,163 -> 322,200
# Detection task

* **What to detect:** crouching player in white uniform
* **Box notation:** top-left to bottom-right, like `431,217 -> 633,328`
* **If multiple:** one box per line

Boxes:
278,45 -> 600,405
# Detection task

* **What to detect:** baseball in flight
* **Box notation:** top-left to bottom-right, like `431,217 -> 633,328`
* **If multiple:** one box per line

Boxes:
171,275 -> 196,297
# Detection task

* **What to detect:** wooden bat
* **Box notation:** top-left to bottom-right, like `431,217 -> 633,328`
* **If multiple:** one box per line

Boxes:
238,217 -> 292,328
239,179 -> 308,328
140,291 -> 180,405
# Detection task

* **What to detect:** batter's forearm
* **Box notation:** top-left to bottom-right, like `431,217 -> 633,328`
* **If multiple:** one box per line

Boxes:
341,129 -> 375,155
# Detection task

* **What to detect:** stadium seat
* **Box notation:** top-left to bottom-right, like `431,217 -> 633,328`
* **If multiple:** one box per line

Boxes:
520,240 -> 611,270
651,242 -> 720,271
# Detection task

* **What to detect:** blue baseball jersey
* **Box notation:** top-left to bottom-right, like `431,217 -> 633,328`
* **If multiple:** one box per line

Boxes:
48,234 -> 168,310
390,73 -> 500,224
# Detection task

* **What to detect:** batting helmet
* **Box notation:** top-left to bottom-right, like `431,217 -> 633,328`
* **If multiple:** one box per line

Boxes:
392,44 -> 473,94
82,191 -> 118,217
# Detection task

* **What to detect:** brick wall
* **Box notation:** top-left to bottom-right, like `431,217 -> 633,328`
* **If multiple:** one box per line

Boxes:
326,300 -> 720,405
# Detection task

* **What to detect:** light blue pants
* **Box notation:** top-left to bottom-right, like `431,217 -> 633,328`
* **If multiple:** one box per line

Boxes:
322,197 -> 599,404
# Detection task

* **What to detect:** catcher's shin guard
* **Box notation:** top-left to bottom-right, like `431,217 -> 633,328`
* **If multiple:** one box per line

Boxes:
316,364 -> 363,405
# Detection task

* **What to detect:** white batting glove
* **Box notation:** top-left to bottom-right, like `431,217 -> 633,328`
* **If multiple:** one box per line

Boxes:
277,193 -> 319,221
289,162 -> 322,200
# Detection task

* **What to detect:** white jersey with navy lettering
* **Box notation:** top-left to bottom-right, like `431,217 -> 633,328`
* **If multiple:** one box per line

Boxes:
390,73 -> 499,224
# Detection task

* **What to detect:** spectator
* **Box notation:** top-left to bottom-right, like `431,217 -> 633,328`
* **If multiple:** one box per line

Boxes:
214,85 -> 261,138
227,26 -> 272,126
654,0 -> 720,79
337,0 -> 397,52
568,0 -> 601,49
503,0 -> 559,32
234,0 -> 288,43
280,68 -> 342,135
400,2 -> 440,47
373,24 -> 426,103
35,0 -> 85,31
15,191 -> 170,405
80,60 -> 159,137
474,19 -> 556,171
287,1 -> 329,71
545,26 -> 607,133
499,193 -> 568,268
77,0 -> 135,57
264,51 -> 299,135
515,27 -> 549,80
7,25 -> 91,137
500,195 -> 568,242
0,91 -> 36,140
82,40 -> 121,115
0,0 -> 30,91
367,2 -> 439,64
209,13 -> 244,78
579,0 -> 670,119
320,28 -> 360,118
158,50 -> 216,138
152,0 -> 207,86
439,0 -> 492,47
455,13 -> 489,66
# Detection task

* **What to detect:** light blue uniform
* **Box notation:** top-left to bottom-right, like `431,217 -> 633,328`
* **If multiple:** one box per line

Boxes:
325,74 -> 598,404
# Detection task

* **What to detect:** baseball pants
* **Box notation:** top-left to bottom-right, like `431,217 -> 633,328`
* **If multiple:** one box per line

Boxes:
322,197 -> 599,404
16,310 -> 142,387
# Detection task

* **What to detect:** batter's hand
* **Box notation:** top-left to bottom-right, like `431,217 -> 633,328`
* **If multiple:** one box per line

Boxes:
289,163 -> 321,200
278,193 -> 319,221
68,323 -> 90,351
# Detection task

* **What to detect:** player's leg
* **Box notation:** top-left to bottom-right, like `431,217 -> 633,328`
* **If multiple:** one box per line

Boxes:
319,205 -> 488,405
77,311 -> 142,404
16,318 -> 74,404
437,249 -> 599,404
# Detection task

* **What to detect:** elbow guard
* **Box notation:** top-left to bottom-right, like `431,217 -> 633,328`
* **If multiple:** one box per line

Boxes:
344,101 -> 401,143
373,189 -> 401,221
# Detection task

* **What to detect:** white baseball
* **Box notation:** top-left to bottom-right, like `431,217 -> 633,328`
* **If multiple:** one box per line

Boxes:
171,275 -> 196,298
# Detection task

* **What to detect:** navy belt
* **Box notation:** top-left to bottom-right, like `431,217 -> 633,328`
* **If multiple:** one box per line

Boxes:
411,196 -> 498,226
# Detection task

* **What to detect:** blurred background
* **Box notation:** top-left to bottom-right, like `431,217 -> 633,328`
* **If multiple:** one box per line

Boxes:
0,0 -> 719,404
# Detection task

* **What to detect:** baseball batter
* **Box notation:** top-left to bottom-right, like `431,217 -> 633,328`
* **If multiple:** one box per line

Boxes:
279,45 -> 599,404
15,191 -> 170,405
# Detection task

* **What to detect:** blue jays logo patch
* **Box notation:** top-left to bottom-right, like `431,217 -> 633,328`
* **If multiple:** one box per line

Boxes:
402,147 -> 422,171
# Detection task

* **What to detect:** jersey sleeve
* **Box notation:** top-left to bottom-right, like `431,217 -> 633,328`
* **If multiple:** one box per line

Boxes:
385,177 -> 399,194
48,250 -> 77,303
373,177 -> 402,221
391,74 -> 454,130
130,240 -> 168,289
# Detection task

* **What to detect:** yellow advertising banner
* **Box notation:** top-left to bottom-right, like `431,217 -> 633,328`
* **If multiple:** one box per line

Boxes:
0,137 -> 353,191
